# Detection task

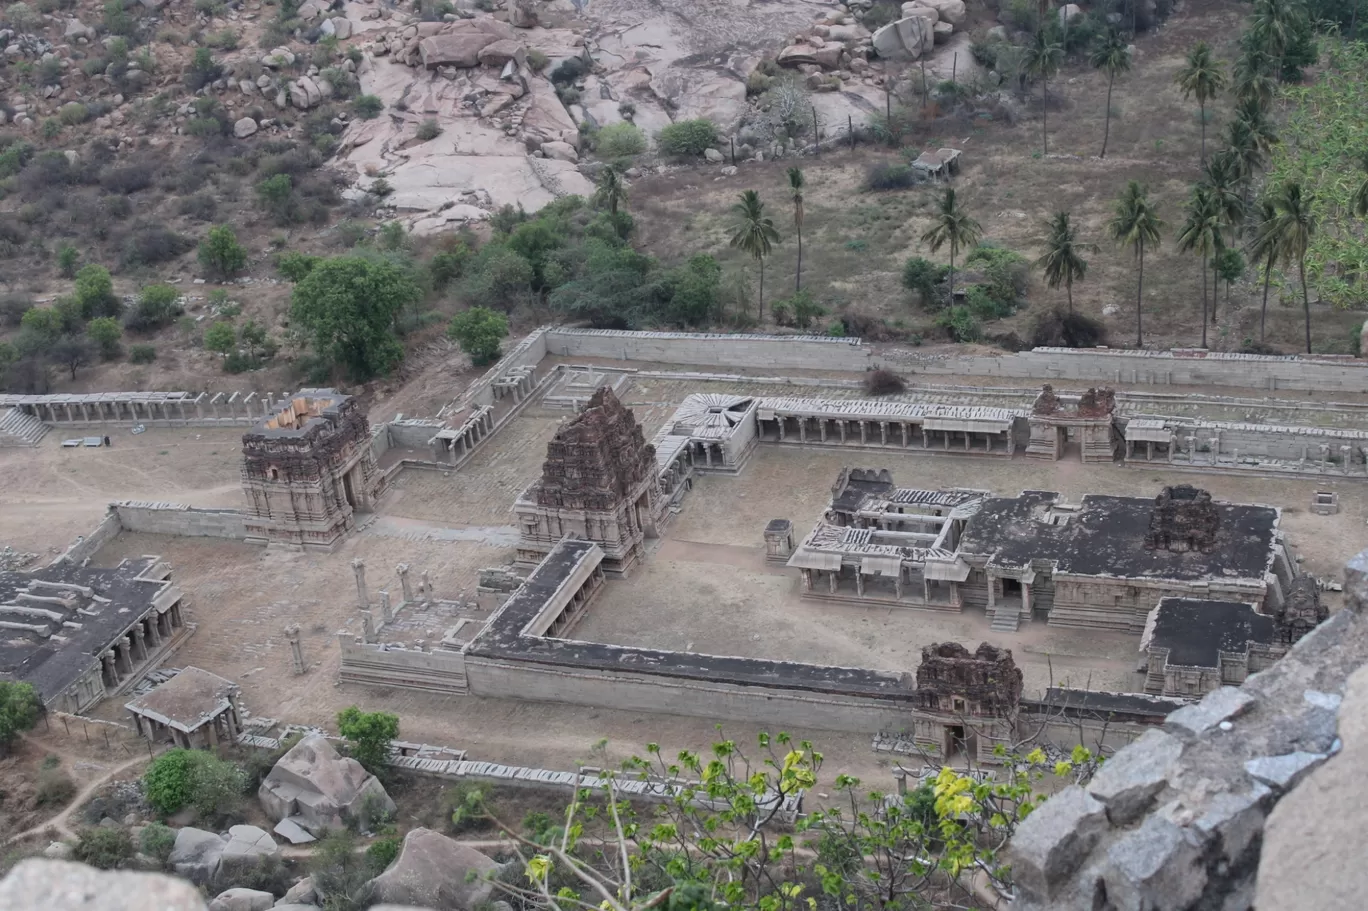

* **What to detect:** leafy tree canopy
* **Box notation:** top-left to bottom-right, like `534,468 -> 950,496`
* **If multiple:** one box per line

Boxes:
290,255 -> 420,381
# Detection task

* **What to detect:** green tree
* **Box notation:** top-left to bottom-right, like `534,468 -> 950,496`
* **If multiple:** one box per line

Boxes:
1034,211 -> 1098,313
199,225 -> 248,280
1247,196 -> 1281,342
1250,0 -> 1306,78
661,254 -> 723,327
57,244 -> 80,279
1176,183 -> 1224,347
428,245 -> 471,291
727,190 -> 781,322
277,251 -> 322,282
75,827 -> 135,870
787,167 -> 805,293
0,681 -> 42,757
87,316 -> 123,359
1090,28 -> 1131,159
1215,246 -> 1245,311
336,706 -> 399,776
256,174 -> 296,224
447,307 -> 510,366
901,257 -> 948,307
1233,45 -> 1278,110
144,749 -> 195,814
74,265 -> 120,319
51,336 -> 93,380
460,244 -> 536,312
1108,180 -> 1166,347
1223,117 -> 1265,198
310,830 -> 379,911
1233,96 -> 1277,159
20,307 -> 63,348
291,256 -> 420,380
128,285 -> 184,332
1176,41 -> 1228,164
143,748 -> 245,821
591,165 -> 629,218
921,187 -> 982,307
203,321 -> 237,357
141,822 -> 178,867
1266,179 -> 1317,353
1025,30 -> 1063,155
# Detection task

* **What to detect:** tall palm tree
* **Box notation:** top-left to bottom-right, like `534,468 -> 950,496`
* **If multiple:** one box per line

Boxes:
787,167 -> 805,293
1035,212 -> 1099,313
1247,196 -> 1282,342
1176,41 -> 1228,164
1223,117 -> 1266,200
728,190 -> 781,322
1234,96 -> 1278,157
1233,45 -> 1278,110
1266,180 -> 1317,353
1090,28 -> 1131,159
1201,154 -> 1245,324
1250,0 -> 1304,77
921,188 -> 982,305
1025,30 -> 1064,155
1176,183 -> 1224,347
1109,181 -> 1166,347
592,165 -> 628,217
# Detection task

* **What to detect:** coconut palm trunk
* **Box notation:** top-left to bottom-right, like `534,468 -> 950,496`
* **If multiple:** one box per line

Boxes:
1102,71 -> 1116,158
795,225 -> 803,293
1201,252 -> 1209,348
1200,98 -> 1207,164
1299,256 -> 1311,353
1042,76 -> 1049,155
1136,240 -> 1145,346
759,258 -> 766,323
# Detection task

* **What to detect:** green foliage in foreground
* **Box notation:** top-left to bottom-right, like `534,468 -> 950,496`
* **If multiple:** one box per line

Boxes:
1266,39 -> 1368,309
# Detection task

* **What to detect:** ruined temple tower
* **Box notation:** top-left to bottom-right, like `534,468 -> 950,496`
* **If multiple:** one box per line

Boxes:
241,389 -> 385,550
514,387 -> 661,575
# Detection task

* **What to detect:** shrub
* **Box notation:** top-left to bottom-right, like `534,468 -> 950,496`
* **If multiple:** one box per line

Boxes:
657,119 -> 718,157
0,294 -> 31,328
178,193 -> 217,222
770,289 -> 825,330
185,47 -> 221,91
557,86 -> 582,106
101,164 -> 155,194
366,836 -> 400,871
34,767 -> 77,807
75,265 -> 121,319
594,123 -> 647,159
447,306 -> 509,366
57,245 -> 80,278
129,343 -> 157,363
863,367 -> 906,396
444,781 -> 488,834
143,748 -> 246,822
74,827 -> 134,870
935,304 -> 981,342
353,95 -> 385,119
256,172 -> 296,222
526,49 -> 549,71
123,225 -> 194,267
144,749 -> 194,814
58,103 -> 89,127
1029,307 -> 1106,348
198,224 -> 247,280
87,316 -> 123,359
428,245 -> 470,290
549,56 -> 586,85
415,118 -> 442,141
127,284 -> 182,333
901,256 -> 948,307
204,321 -> 236,356
276,251 -> 320,281
865,162 -> 917,190
139,823 -> 176,866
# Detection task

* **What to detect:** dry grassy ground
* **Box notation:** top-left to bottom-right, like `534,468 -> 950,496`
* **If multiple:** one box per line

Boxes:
630,0 -> 1365,353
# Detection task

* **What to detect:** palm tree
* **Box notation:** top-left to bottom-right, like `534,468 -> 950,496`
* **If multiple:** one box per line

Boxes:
1176,183 -> 1224,347
1233,45 -> 1278,110
1176,41 -> 1228,164
1108,181 -> 1166,347
1090,28 -> 1131,158
921,187 -> 982,305
1234,96 -> 1278,157
1025,30 -> 1064,155
1250,0 -> 1304,77
592,165 -> 629,217
1200,154 -> 1245,324
728,190 -> 781,322
1034,212 -> 1099,313
787,167 -> 805,293
1247,196 -> 1281,341
1223,118 -> 1265,200
1266,180 -> 1317,353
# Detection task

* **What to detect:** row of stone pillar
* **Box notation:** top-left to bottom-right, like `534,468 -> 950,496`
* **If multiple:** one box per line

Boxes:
352,560 -> 431,643
770,416 -> 1013,455
101,604 -> 182,690
24,391 -> 292,425
435,408 -> 496,463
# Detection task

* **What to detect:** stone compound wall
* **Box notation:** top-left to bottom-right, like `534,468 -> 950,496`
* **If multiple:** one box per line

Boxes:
112,502 -> 248,539
1005,549 -> 1368,911
545,328 -> 871,371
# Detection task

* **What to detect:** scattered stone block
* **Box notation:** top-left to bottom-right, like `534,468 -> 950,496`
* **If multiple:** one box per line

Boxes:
1005,786 -> 1109,901
1087,728 -> 1183,825
1244,751 -> 1327,792
1102,815 -> 1206,911
366,828 -> 503,910
208,888 -> 274,911
1164,686 -> 1256,738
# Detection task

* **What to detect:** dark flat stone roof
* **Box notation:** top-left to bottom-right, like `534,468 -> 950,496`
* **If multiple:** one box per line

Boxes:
467,538 -> 916,701
1149,597 -> 1276,669
0,557 -> 168,703
1024,688 -> 1188,720
831,474 -> 897,515
959,490 -> 1278,582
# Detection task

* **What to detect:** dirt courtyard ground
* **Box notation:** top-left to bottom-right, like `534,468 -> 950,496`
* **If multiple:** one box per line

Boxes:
3,369 -> 1361,788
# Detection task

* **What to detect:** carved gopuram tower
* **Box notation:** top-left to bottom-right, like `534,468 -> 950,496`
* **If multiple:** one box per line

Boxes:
241,389 -> 385,551
514,387 -> 661,575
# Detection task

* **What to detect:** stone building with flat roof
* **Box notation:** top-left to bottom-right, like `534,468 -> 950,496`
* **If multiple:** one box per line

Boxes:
0,557 -> 188,713
125,666 -> 242,750
241,389 -> 385,550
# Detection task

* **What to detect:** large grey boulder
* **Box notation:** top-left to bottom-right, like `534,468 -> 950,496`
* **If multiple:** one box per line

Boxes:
871,16 -> 933,60
419,33 -> 496,68
258,734 -> 395,836
366,828 -> 502,911
277,876 -> 316,906
209,888 -> 275,911
219,826 -> 280,882
288,77 -> 323,110
169,827 -> 227,887
0,859 -> 207,911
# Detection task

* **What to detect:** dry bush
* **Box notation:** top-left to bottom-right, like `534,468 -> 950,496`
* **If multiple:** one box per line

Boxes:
864,367 -> 907,396
1029,308 -> 1107,348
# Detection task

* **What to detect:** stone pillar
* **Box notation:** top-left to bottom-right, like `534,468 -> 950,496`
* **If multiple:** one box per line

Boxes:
360,609 -> 376,643
421,570 -> 431,595
829,571 -> 839,594
351,559 -> 368,609
397,563 -> 414,603
285,624 -> 305,674
130,625 -> 146,661
799,419 -> 807,442
379,590 -> 392,622
102,653 -> 118,688
777,418 -> 786,442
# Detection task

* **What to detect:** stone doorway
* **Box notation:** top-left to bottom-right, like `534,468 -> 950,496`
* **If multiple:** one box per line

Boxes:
944,724 -> 976,761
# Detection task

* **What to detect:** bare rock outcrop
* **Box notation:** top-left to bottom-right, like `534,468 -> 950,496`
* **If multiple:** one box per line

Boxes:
207,888 -> 274,911
0,859 -> 207,911
366,828 -> 503,911
871,16 -> 933,60
258,733 -> 395,836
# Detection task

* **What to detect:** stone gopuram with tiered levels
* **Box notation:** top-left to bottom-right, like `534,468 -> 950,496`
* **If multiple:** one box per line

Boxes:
514,388 -> 665,575
240,389 -> 385,551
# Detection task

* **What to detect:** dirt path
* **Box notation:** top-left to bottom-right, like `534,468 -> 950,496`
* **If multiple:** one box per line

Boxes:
0,737 -> 162,849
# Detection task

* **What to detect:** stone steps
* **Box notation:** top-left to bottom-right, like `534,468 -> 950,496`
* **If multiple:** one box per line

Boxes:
0,408 -> 48,447
990,610 -> 1022,633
